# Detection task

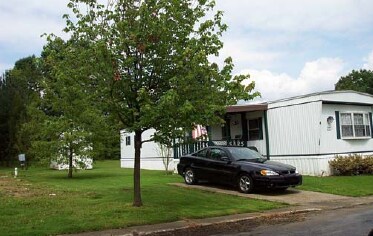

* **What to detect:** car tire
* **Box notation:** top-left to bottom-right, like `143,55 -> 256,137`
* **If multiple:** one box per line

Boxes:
238,174 -> 254,193
184,168 -> 198,185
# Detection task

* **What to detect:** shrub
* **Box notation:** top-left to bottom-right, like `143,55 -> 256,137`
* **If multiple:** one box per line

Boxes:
361,157 -> 373,174
329,154 -> 373,176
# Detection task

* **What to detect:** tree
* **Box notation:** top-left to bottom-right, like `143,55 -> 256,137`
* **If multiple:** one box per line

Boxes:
0,73 -> 10,165
156,142 -> 172,173
23,37 -> 121,178
0,56 -> 43,166
335,69 -> 373,95
23,39 -> 91,177
63,0 -> 259,206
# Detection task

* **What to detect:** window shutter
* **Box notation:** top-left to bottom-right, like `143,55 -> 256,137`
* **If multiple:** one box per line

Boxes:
259,117 -> 263,140
335,111 -> 341,139
369,112 -> 373,138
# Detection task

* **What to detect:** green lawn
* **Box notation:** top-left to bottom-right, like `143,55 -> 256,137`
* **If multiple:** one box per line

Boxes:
299,175 -> 373,197
0,161 -> 283,236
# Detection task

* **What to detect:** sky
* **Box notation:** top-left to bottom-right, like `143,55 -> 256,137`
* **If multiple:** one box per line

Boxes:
1,0 -> 373,101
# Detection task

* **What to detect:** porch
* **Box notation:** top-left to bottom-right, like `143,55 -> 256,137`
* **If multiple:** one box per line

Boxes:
173,103 -> 269,159
172,139 -> 246,159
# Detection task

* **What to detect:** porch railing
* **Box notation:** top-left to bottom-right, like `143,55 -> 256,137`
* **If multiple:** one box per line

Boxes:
173,139 -> 248,159
173,140 -> 210,159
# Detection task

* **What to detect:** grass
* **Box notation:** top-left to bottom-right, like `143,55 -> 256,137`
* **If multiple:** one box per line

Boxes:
0,161 -> 284,236
299,175 -> 373,197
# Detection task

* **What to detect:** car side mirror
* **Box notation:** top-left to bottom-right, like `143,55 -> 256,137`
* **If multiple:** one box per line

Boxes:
221,156 -> 230,163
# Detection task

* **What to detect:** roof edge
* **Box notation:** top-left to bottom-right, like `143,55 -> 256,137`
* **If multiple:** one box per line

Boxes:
268,90 -> 373,104
226,103 -> 268,113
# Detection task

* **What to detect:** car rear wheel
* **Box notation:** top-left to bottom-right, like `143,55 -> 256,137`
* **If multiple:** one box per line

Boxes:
238,174 -> 254,193
184,168 -> 198,185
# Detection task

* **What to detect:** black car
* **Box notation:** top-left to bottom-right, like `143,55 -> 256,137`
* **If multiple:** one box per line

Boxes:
177,146 -> 302,193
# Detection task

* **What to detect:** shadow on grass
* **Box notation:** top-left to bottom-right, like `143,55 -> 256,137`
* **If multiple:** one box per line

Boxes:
45,171 -> 129,180
196,182 -> 300,196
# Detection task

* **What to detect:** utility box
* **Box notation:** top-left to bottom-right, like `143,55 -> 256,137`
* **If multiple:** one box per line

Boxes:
18,154 -> 26,169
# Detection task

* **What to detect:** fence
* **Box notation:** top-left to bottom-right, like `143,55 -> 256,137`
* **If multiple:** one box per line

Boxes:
172,139 -> 249,159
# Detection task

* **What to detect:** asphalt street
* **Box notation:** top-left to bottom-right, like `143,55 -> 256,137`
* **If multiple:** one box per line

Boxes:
214,204 -> 373,236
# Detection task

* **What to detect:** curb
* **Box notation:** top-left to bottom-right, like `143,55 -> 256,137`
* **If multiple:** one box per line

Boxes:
140,208 -> 322,236
94,208 -> 322,236
64,199 -> 373,236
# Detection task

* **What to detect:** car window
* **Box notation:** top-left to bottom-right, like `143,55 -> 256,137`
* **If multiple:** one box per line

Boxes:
227,147 -> 263,160
209,148 -> 228,161
192,148 -> 208,158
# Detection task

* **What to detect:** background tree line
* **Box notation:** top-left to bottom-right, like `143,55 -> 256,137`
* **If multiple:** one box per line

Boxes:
2,57 -> 369,168
335,69 -> 373,95
0,50 -> 120,168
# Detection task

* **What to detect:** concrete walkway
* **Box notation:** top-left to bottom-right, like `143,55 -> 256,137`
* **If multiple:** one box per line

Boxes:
64,184 -> 373,236
169,183 -> 352,205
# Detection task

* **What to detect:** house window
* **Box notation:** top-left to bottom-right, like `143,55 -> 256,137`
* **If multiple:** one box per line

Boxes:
125,136 -> 131,146
340,112 -> 371,138
248,118 -> 263,140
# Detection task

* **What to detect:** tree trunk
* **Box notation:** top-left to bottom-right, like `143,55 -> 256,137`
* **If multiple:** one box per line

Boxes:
133,130 -> 143,207
68,145 -> 73,178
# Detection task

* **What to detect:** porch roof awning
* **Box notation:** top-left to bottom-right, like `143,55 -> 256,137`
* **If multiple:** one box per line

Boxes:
226,103 -> 268,113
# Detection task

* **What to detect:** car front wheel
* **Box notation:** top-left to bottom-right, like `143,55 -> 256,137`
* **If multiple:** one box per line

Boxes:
184,168 -> 198,185
238,174 -> 254,193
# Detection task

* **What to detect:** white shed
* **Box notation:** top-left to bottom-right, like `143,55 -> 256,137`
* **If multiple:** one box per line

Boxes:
120,129 -> 179,171
120,90 -> 373,176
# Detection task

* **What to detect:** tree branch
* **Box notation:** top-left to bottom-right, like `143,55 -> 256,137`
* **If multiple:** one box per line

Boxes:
141,137 -> 154,144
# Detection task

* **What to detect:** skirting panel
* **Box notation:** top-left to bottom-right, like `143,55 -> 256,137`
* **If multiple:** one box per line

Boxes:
271,152 -> 373,176
121,157 -> 178,172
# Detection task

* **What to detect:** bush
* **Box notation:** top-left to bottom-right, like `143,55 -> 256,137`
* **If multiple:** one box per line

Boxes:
329,154 -> 373,175
361,157 -> 373,174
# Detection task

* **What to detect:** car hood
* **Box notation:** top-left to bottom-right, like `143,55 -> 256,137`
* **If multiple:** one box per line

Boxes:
239,159 -> 296,171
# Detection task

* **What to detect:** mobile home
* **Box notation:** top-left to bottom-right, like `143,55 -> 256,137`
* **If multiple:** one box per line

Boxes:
121,90 -> 373,176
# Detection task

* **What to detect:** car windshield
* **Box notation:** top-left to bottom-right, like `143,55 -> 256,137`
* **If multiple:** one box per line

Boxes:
227,147 -> 265,162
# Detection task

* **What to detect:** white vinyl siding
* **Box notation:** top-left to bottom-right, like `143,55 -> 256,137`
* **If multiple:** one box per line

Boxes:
320,104 -> 373,155
267,101 -> 322,156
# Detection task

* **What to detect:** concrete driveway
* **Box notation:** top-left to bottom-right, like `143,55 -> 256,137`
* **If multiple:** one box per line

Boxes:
170,183 -> 352,205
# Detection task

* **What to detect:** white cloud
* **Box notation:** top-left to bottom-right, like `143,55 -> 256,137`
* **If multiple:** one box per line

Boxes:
241,58 -> 345,101
0,1 -> 71,73
363,50 -> 373,70
216,0 -> 373,32
217,38 -> 284,70
0,63 -> 13,75
0,1 -> 68,50
213,0 -> 373,74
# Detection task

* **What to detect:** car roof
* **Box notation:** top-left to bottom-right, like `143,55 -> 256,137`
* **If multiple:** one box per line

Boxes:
197,146 -> 258,152
199,146 -> 249,150
204,146 -> 252,148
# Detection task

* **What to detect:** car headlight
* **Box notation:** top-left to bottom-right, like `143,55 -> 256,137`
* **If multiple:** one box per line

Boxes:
260,169 -> 279,176
295,169 -> 299,174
